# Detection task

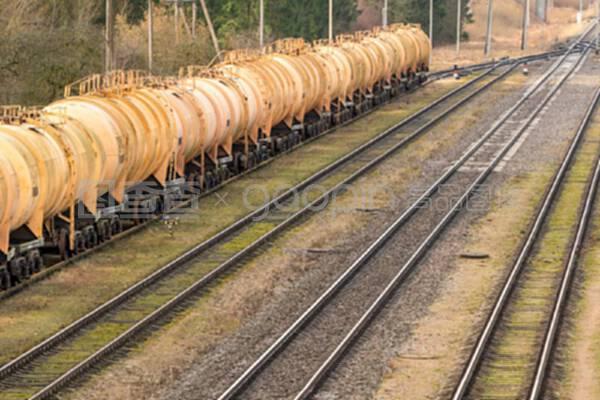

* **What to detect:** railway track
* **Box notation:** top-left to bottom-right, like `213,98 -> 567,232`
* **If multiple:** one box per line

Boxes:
0,48 -> 523,399
450,89 -> 600,399
213,24 -> 596,400
0,48 -> 567,300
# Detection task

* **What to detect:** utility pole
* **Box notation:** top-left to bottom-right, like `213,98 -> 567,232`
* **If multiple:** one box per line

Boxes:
429,0 -> 433,65
596,0 -> 600,51
456,0 -> 462,55
484,0 -> 494,56
105,0 -> 114,73
259,0 -> 264,48
329,0 -> 334,42
536,0 -> 548,22
148,0 -> 153,72
200,0 -> 221,55
577,0 -> 583,23
174,0 -> 180,44
383,0 -> 389,27
521,0 -> 530,50
192,0 -> 197,38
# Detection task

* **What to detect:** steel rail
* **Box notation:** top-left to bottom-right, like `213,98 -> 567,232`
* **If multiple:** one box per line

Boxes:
528,88 -> 600,400
217,27 -> 594,400
430,48 -> 566,80
0,58 -> 517,400
450,24 -> 597,400
0,62 -> 499,380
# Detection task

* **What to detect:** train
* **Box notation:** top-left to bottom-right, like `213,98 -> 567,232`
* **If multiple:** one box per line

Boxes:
0,23 -> 431,290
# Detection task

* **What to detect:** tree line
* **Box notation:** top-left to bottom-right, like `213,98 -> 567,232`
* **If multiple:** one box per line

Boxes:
0,0 -> 469,105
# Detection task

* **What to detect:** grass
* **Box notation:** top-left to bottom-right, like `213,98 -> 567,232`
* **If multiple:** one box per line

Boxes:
0,77 -> 471,366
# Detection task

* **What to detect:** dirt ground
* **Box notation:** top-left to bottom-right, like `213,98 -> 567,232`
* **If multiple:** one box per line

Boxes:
431,0 -> 597,71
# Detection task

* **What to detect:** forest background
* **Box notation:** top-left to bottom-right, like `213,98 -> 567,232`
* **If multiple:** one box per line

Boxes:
0,0 -> 584,105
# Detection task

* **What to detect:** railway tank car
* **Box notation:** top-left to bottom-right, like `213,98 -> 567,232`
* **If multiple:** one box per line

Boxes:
0,24 -> 431,290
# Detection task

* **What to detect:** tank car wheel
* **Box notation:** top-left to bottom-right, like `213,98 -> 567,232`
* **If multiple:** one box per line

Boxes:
58,229 -> 71,261
222,167 -> 231,181
86,229 -> 99,248
288,133 -> 296,148
234,154 -> 245,173
24,257 -> 34,278
0,267 -> 9,290
247,152 -> 257,170
156,197 -> 165,215
343,109 -> 351,122
110,217 -> 123,235
8,259 -> 21,285
275,137 -> 285,153
214,168 -> 223,185
9,257 -> 26,284
102,221 -> 112,241
205,171 -> 215,189
34,252 -> 44,271
260,146 -> 269,162
73,232 -> 86,255
97,220 -> 109,243
112,218 -> 124,235
28,251 -> 42,273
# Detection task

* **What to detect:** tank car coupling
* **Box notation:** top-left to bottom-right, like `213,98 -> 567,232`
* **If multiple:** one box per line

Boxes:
522,63 -> 529,76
